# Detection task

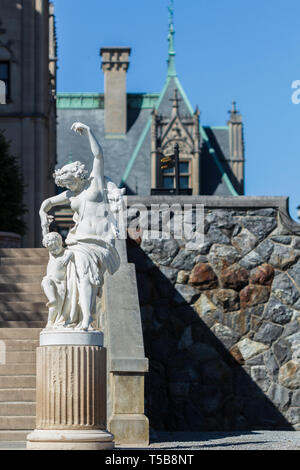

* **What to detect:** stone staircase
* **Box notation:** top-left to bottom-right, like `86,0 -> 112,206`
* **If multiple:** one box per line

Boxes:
0,248 -> 48,444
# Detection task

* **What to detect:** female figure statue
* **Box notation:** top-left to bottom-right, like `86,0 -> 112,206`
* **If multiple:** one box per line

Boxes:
39,123 -> 122,330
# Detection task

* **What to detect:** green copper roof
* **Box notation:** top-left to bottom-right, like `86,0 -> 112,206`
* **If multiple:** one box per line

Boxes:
57,93 -> 160,110
127,93 -> 160,109
57,93 -> 104,109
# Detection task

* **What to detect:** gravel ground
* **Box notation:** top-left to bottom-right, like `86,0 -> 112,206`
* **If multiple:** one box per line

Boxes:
0,431 -> 300,450
144,431 -> 300,450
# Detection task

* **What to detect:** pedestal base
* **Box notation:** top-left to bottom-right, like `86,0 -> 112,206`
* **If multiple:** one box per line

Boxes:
27,429 -> 114,450
26,332 -> 113,450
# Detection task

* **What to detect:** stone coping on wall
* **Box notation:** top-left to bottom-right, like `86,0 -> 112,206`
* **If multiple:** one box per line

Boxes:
126,196 -> 300,234
126,195 -> 288,209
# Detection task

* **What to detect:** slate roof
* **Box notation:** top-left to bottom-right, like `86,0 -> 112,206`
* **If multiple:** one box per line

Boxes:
56,96 -> 153,195
57,80 -> 240,196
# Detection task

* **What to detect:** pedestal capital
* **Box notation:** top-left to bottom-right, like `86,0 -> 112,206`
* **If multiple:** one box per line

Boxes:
39,329 -> 103,347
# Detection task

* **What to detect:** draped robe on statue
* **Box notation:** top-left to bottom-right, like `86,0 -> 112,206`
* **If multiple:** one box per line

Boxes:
52,197 -> 121,329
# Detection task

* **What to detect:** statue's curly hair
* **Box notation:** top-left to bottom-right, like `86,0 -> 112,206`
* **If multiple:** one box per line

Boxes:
42,231 -> 63,248
53,161 -> 89,188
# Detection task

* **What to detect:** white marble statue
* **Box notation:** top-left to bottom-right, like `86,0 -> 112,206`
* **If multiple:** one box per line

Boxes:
39,122 -> 124,331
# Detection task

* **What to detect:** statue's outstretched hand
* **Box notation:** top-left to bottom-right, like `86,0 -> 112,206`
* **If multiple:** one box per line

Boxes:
71,122 -> 90,136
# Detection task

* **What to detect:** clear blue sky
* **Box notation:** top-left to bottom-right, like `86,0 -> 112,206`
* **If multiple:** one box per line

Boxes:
52,0 -> 300,221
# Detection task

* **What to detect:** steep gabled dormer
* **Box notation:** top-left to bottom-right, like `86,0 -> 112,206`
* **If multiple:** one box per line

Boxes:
151,88 -> 201,194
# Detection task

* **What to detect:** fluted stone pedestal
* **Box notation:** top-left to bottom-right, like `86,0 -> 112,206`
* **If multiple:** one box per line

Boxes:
27,330 -> 114,450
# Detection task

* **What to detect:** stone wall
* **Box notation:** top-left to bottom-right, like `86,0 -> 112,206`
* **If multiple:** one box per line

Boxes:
126,196 -> 300,432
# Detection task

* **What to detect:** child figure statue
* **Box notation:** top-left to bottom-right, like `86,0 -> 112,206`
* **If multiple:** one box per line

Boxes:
41,232 -> 74,329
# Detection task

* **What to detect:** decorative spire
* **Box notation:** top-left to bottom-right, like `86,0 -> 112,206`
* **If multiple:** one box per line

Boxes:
167,0 -> 177,77
230,100 -> 237,115
228,100 -> 242,123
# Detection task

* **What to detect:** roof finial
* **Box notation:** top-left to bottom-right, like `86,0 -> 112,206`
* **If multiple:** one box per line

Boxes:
228,100 -> 242,124
168,0 -> 174,30
167,0 -> 177,77
228,100 -> 239,118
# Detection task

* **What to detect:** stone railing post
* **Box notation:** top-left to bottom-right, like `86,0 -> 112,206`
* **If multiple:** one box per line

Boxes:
103,239 -> 149,447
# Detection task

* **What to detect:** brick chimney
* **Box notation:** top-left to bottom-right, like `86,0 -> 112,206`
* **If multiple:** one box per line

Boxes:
100,47 -> 131,136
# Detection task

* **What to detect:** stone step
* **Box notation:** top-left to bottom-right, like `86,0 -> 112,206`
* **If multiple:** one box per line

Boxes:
0,258 -> 47,266
0,416 -> 35,430
0,430 -> 30,442
0,403 -> 35,417
1,340 -> 39,351
0,310 -> 48,327
0,312 -> 47,323
0,329 -> 42,340
0,389 -> 36,402
0,301 -> 46,312
0,248 -> 47,258
2,351 -> 36,364
0,364 -> 36,376
0,376 -> 36,388
0,275 -> 43,284
0,283 -> 42,293
0,321 -> 45,328
0,293 -> 46,302
0,266 -> 45,275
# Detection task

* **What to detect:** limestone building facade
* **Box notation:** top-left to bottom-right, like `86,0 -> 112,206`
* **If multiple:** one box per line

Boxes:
0,0 -> 57,248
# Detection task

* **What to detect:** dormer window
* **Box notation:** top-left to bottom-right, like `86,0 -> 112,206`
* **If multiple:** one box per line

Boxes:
151,87 -> 200,195
162,160 -> 191,189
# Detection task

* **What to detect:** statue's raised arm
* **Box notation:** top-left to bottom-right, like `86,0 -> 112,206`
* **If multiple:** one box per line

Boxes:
71,122 -> 105,193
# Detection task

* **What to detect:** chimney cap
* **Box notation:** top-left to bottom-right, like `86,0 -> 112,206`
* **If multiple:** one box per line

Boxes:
100,47 -> 131,72
100,46 -> 131,55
